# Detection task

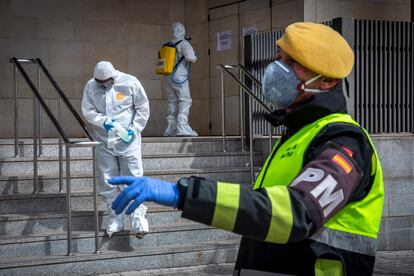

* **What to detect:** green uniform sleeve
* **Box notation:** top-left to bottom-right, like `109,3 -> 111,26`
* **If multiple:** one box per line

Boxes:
180,139 -> 365,244
181,177 -> 295,243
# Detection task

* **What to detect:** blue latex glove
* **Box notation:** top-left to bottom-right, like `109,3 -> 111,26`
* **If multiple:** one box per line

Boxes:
109,176 -> 179,215
127,128 -> 135,138
103,119 -> 115,132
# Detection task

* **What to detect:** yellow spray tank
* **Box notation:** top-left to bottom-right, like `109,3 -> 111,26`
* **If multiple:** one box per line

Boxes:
155,40 -> 183,75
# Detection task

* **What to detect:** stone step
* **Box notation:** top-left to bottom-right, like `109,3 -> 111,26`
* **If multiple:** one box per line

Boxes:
377,216 -> 414,251
0,206 -> 411,251
0,239 -> 240,275
0,184 -> 252,214
0,222 -> 240,258
96,250 -> 414,276
100,263 -> 235,276
0,167 -> 257,195
0,137 -> 248,158
0,137 -> 245,145
0,152 -> 262,175
0,245 -> 412,276
0,208 -> 183,236
0,192 -> 159,214
373,250 -> 414,275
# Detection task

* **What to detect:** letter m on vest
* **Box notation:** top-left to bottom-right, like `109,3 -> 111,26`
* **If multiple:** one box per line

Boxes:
310,174 -> 344,218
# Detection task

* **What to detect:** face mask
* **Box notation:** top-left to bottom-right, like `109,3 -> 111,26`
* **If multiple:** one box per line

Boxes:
262,61 -> 327,110
95,78 -> 114,89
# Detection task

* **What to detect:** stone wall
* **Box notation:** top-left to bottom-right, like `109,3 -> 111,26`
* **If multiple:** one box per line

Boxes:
0,0 -> 411,138
0,0 -> 185,138
374,135 -> 414,250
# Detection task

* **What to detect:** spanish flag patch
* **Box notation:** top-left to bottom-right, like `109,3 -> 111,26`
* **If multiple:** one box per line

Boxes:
332,153 -> 352,174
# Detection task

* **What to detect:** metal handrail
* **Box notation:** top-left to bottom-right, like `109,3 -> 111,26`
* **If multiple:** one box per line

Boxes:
36,58 -> 94,141
10,57 -> 100,256
232,64 -> 263,88
11,58 -> 70,143
236,64 -> 274,151
218,64 -> 271,112
217,64 -> 273,183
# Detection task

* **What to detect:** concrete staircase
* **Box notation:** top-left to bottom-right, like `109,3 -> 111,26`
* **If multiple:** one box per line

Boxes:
0,137 -> 261,275
1,135 -> 413,275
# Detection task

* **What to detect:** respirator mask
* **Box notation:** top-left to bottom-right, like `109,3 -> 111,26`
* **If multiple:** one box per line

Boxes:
262,60 -> 327,110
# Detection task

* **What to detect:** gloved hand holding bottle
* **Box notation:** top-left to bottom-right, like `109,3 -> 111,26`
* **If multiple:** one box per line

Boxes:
104,119 -> 134,143
109,176 -> 179,215
103,118 -> 115,132
127,128 -> 135,142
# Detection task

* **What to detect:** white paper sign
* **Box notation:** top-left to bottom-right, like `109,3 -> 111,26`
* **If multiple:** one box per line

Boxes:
216,31 -> 232,51
242,26 -> 257,36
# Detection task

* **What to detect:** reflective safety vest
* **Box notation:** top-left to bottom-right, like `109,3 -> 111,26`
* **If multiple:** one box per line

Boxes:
253,113 -> 384,256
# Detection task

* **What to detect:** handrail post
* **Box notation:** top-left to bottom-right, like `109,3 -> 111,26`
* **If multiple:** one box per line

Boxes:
221,70 -> 226,152
239,69 -> 245,152
268,124 -> 272,154
58,96 -> 63,193
249,96 -> 254,184
36,58 -> 95,141
217,64 -> 272,184
66,145 -> 73,256
218,65 -> 271,112
37,64 -> 43,157
33,90 -> 38,194
93,146 -> 100,254
14,64 -> 19,157
11,58 -> 70,144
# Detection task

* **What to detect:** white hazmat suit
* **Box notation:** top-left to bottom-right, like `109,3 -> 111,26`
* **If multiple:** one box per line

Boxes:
162,22 -> 198,136
82,61 -> 150,237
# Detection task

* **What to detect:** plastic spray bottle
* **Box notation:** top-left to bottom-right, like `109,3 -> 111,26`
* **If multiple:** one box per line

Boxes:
112,122 -> 132,143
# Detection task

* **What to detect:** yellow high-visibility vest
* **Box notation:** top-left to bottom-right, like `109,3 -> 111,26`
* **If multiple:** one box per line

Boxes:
254,113 -> 384,240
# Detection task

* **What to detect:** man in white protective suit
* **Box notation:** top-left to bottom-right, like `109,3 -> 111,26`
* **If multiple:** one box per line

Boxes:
81,61 -> 150,237
162,22 -> 198,136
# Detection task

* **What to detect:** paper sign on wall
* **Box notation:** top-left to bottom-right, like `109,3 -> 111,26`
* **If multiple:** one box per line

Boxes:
216,31 -> 232,51
242,26 -> 257,36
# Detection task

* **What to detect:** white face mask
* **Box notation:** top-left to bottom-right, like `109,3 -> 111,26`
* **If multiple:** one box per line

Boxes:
262,61 -> 328,110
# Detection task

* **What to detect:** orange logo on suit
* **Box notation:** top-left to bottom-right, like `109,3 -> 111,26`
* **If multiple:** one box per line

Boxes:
116,92 -> 125,100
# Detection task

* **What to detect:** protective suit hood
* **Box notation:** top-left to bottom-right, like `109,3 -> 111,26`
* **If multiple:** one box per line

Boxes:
172,22 -> 185,40
94,61 -> 118,81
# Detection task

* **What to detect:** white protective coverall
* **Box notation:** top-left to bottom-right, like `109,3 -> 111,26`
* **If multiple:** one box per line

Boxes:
162,22 -> 198,136
81,61 -> 150,237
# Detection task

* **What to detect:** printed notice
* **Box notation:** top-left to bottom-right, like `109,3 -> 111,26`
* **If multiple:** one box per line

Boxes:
242,26 -> 257,36
217,31 -> 232,51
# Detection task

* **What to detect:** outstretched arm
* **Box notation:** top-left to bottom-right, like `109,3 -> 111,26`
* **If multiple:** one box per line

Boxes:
110,142 -> 364,244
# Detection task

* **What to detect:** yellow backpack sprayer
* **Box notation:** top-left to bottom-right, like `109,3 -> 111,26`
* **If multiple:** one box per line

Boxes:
155,40 -> 191,84
156,40 -> 183,75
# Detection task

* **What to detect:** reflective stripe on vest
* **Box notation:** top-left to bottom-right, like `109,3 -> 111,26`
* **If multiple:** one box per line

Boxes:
254,113 -> 384,244
310,227 -> 377,256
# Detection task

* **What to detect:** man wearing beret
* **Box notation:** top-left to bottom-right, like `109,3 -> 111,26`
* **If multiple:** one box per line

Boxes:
108,22 -> 383,275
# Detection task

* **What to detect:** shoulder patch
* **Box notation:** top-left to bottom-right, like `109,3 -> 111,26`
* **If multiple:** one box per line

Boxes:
332,153 -> 352,174
341,146 -> 353,157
